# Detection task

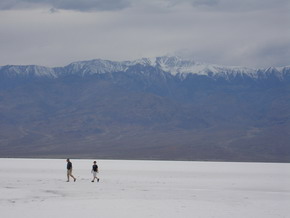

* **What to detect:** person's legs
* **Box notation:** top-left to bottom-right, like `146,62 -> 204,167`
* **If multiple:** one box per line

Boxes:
70,171 -> 76,181
67,170 -> 70,182
92,171 -> 96,182
94,172 -> 99,182
67,169 -> 76,182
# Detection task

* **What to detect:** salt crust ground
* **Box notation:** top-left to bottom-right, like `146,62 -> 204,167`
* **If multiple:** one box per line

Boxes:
0,158 -> 289,218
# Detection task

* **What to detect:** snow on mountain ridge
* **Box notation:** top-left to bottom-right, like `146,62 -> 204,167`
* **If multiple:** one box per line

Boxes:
1,56 -> 289,79
0,65 -> 57,78
64,59 -> 130,75
130,56 -> 259,78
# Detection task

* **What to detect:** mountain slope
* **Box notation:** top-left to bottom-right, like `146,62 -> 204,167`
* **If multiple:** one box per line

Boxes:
0,57 -> 289,162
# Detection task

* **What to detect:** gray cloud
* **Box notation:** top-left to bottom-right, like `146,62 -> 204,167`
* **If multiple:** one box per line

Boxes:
1,0 -> 289,12
166,0 -> 290,12
191,0 -> 219,7
0,0 -> 289,68
254,42 -> 290,68
0,0 -> 131,11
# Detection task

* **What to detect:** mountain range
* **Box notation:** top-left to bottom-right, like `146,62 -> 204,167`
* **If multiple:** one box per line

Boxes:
0,56 -> 289,162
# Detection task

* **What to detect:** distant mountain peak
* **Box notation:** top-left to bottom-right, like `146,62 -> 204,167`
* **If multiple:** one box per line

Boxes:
131,56 -> 258,77
0,56 -> 289,80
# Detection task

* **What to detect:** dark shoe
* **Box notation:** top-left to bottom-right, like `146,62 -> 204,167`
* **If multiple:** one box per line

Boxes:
91,180 -> 94,182
97,178 -> 100,182
74,178 -> 76,182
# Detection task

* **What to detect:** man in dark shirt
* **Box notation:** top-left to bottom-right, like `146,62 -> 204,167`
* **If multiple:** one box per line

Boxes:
91,161 -> 100,182
66,158 -> 76,182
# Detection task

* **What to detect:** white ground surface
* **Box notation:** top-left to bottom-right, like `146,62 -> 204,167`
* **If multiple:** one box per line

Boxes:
0,159 -> 289,218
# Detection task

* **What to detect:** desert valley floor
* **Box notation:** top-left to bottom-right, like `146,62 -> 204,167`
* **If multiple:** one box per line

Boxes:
0,158 -> 289,218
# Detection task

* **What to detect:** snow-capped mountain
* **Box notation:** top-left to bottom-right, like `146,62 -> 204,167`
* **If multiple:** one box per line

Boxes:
133,56 -> 260,79
1,56 -> 289,80
0,56 -> 290,162
59,59 -> 129,76
0,65 -> 57,78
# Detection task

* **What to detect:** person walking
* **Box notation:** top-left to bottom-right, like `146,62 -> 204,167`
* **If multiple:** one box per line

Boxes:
91,161 -> 100,182
66,158 -> 76,182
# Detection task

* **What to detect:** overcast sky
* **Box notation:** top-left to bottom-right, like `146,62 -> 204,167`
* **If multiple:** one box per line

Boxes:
0,0 -> 289,68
